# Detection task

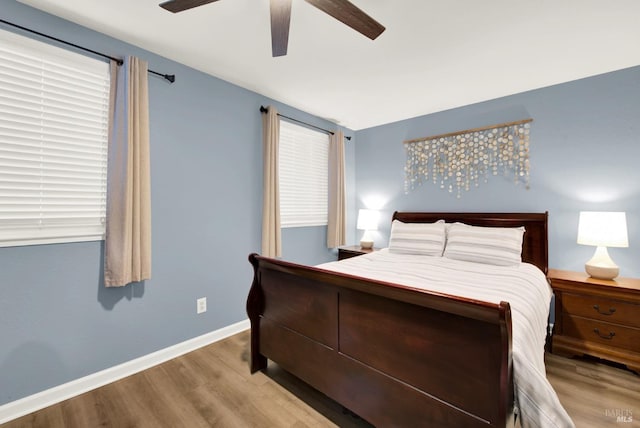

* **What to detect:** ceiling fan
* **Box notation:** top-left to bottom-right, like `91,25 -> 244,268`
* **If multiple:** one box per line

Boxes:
159,0 -> 385,57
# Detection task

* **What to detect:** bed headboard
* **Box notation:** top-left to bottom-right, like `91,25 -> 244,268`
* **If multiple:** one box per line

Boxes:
392,212 -> 549,274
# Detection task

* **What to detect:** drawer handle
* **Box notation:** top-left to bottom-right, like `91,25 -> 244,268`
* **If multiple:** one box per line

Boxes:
593,304 -> 616,315
593,328 -> 615,340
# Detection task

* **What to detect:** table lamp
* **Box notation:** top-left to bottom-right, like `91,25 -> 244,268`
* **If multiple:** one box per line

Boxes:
577,211 -> 628,280
357,209 -> 379,249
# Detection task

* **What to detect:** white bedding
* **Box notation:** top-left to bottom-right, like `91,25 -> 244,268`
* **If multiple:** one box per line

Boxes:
318,249 -> 574,428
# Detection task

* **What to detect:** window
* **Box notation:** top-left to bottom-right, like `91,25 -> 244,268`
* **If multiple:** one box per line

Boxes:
279,120 -> 329,227
0,28 -> 111,247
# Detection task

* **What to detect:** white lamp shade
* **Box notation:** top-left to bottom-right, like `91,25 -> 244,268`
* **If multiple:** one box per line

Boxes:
357,209 -> 380,231
577,211 -> 628,248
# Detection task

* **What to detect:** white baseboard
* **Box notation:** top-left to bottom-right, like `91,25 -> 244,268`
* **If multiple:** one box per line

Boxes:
0,319 -> 250,424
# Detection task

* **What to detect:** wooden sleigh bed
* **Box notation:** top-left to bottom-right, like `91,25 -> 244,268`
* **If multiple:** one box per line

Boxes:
246,212 -> 549,428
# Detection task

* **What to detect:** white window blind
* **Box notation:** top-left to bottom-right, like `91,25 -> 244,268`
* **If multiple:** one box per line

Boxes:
0,28 -> 111,247
279,120 -> 329,228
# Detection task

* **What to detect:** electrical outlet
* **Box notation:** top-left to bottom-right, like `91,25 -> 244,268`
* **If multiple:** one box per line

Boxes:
196,297 -> 207,314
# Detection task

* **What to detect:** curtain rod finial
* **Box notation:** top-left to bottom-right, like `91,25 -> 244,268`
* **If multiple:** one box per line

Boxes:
260,105 -> 269,113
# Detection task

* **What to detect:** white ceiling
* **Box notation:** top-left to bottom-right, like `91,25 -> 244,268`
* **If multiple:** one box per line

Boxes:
17,0 -> 640,130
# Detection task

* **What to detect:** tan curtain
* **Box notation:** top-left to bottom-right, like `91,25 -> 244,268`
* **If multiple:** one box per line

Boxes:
104,57 -> 152,287
261,106 -> 281,257
327,130 -> 346,248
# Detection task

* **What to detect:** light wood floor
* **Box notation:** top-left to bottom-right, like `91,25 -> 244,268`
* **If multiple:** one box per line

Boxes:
3,331 -> 638,427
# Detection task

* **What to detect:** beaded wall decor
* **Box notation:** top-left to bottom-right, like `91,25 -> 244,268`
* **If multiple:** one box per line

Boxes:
403,119 -> 532,198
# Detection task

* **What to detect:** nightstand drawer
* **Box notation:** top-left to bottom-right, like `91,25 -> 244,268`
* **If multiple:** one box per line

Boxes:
563,315 -> 640,353
549,269 -> 640,372
563,293 -> 640,328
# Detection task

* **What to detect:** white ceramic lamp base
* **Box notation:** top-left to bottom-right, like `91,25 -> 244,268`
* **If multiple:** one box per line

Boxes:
360,230 -> 374,249
585,246 -> 619,280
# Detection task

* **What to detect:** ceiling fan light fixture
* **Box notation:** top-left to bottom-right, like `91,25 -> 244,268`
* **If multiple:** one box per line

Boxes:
159,0 -> 385,56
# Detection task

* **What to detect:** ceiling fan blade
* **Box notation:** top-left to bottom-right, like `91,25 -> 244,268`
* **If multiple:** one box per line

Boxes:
304,0 -> 385,40
270,0 -> 293,57
159,0 -> 221,13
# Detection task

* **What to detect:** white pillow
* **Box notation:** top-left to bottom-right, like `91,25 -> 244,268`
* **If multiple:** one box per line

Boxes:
388,220 -> 446,256
443,222 -> 525,266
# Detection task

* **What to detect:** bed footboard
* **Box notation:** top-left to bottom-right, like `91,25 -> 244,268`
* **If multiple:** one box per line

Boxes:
247,253 -> 515,428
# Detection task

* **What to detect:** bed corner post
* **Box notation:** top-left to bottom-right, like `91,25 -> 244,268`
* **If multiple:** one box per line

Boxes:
498,300 -> 515,427
247,253 -> 267,373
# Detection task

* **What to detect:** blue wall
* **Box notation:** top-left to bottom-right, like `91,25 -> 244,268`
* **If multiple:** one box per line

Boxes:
353,66 -> 640,277
2,0 -> 639,410
0,1 -> 354,405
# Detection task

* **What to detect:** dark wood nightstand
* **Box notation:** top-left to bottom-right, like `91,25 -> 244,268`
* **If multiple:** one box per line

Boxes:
548,269 -> 640,373
337,245 -> 379,260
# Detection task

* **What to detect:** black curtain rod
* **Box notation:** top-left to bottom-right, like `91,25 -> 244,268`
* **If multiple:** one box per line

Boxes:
0,19 -> 175,83
260,106 -> 351,141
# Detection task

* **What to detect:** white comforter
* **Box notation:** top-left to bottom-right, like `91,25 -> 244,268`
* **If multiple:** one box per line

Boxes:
318,249 -> 574,428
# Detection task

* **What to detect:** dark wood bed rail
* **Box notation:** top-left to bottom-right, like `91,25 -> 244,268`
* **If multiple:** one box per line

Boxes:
249,254 -> 512,324
247,254 -> 514,427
